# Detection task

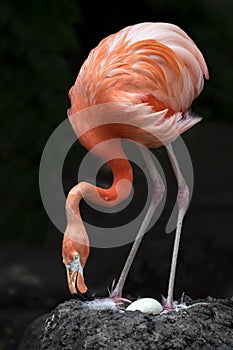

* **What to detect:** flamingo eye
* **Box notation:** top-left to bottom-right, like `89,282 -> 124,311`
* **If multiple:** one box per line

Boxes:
73,253 -> 79,260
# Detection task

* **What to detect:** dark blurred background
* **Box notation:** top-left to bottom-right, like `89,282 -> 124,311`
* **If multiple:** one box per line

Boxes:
0,0 -> 233,349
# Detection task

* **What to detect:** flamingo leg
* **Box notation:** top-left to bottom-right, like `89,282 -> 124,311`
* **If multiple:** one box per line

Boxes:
162,142 -> 189,312
110,146 -> 165,298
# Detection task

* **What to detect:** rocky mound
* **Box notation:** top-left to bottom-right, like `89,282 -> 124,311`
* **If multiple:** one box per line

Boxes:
19,296 -> 233,350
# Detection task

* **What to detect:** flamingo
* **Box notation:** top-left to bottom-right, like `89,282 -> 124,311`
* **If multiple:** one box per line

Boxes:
62,22 -> 209,312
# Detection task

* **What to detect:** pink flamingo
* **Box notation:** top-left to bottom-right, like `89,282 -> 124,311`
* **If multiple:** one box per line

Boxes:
62,22 -> 209,312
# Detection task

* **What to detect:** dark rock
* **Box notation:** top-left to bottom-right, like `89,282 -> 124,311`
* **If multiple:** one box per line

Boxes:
19,296 -> 233,350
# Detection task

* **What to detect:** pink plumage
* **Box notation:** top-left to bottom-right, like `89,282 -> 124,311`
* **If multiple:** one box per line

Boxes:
63,22 -> 209,312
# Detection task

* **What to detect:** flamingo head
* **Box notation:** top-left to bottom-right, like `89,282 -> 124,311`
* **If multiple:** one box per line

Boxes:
62,235 -> 93,301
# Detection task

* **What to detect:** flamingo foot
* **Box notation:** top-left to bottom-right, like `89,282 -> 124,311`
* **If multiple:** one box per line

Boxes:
108,281 -> 132,306
160,295 -> 208,314
109,286 -> 122,299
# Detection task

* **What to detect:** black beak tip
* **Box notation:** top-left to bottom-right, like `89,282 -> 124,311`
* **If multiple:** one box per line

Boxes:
73,289 -> 94,302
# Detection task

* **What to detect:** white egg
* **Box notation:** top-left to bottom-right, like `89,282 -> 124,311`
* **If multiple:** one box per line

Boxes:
126,298 -> 163,314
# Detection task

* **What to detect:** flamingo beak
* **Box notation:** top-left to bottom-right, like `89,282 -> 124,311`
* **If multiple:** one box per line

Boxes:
66,256 -> 93,301
66,267 -> 79,294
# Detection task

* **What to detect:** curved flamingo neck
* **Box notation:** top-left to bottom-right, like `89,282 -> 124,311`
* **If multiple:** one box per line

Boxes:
97,158 -> 133,203
67,157 -> 133,214
65,156 -> 133,244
